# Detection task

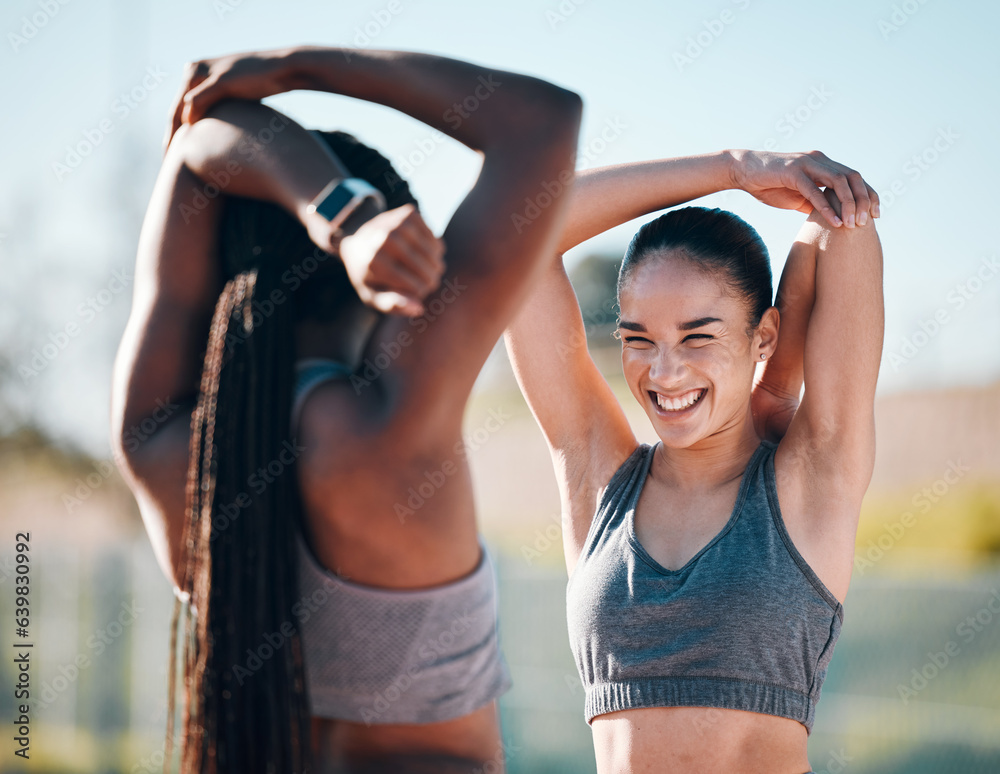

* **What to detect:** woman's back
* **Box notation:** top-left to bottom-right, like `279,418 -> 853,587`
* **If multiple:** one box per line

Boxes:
111,47 -> 583,773
292,365 -> 482,587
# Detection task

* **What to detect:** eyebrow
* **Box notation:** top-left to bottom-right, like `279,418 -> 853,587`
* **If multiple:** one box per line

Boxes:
678,316 -> 724,331
618,317 -> 723,333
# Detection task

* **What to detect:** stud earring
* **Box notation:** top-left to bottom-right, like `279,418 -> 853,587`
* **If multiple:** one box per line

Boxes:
760,353 -> 766,359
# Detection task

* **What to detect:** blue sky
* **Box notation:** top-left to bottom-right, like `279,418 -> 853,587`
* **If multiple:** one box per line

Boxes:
1,0 -> 997,456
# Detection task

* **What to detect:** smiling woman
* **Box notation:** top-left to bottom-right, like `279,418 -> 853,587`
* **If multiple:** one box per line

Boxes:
616,206 -> 777,448
504,149 -> 883,773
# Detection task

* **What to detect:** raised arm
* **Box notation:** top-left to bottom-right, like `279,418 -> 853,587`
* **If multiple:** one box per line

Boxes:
169,46 -> 576,157
504,151 -> 879,569
503,155 -> 739,558
112,99 -> 420,457
780,187 -> 884,495
750,240 -> 816,442
554,148 -> 878,256
115,50 -> 581,584
110,99 -> 435,586
168,47 -> 583,421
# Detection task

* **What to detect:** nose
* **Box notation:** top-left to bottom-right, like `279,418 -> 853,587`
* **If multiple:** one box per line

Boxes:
648,346 -> 687,386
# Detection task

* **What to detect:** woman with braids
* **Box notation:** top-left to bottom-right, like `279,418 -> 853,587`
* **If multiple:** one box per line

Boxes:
110,46 -> 581,773
503,151 -> 882,773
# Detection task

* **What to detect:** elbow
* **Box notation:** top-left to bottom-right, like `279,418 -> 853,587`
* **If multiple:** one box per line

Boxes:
525,83 -> 583,140
109,419 -> 140,482
545,84 -> 584,125
484,77 -> 582,150
108,398 -> 132,475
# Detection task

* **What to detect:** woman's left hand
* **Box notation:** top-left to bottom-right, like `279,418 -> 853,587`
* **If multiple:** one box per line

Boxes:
163,49 -> 293,154
729,149 -> 880,230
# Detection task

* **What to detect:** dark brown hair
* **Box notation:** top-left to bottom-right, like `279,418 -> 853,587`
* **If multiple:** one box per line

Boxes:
618,206 -> 773,336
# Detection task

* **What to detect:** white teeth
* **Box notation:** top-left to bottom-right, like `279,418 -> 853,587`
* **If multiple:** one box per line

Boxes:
655,389 -> 703,411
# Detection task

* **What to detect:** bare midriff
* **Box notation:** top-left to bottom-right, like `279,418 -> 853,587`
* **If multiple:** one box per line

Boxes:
591,706 -> 812,774
308,702 -> 506,773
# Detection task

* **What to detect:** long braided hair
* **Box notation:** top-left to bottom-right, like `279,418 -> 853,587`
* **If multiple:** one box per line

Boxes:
164,130 -> 418,773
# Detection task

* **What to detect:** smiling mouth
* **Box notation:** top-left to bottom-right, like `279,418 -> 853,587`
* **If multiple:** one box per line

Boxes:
650,387 -> 707,414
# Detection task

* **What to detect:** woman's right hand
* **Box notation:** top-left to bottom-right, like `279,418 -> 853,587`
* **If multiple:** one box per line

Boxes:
163,48 -> 294,154
309,204 -> 446,317
729,149 -> 880,230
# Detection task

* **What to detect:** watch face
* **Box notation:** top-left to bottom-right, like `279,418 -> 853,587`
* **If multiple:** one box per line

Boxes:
315,184 -> 358,222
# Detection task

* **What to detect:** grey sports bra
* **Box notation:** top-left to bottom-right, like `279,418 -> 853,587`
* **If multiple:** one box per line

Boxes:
566,439 -> 844,733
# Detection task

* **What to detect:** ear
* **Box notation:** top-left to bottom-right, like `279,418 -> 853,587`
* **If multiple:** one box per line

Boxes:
752,306 -> 780,360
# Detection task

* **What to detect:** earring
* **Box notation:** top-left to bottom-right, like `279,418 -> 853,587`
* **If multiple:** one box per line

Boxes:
760,353 -> 766,360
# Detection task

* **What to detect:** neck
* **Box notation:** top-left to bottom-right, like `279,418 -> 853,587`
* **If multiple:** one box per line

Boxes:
652,404 -> 762,493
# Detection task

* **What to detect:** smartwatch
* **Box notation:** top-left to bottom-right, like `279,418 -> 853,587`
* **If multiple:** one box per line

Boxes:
306,177 -> 387,233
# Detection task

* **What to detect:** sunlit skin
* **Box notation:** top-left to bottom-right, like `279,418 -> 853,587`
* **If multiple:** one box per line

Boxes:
617,255 -> 775,563
594,254 -> 813,773
111,47 -> 584,773
504,151 -> 882,773
619,252 -> 779,475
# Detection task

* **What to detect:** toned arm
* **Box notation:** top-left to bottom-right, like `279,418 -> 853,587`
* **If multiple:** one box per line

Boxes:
109,105 -> 358,588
